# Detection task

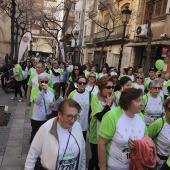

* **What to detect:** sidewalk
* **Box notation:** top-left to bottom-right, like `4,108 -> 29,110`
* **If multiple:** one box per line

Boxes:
0,88 -> 31,170
0,87 -> 91,170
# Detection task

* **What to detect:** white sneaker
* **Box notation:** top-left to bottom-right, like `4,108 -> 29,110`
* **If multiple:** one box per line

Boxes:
18,98 -> 23,102
11,97 -> 17,100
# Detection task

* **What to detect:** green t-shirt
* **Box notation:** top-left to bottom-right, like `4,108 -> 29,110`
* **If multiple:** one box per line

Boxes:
89,95 -> 117,144
13,64 -> 23,81
98,107 -> 148,169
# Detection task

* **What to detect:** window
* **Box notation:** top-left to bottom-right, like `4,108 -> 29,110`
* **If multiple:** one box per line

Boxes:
144,0 -> 168,23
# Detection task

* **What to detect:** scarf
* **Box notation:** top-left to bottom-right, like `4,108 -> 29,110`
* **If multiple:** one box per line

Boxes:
97,92 -> 117,107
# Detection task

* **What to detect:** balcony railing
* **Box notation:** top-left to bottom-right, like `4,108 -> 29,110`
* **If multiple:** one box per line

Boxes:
88,3 -> 97,17
98,0 -> 111,10
93,25 -> 124,43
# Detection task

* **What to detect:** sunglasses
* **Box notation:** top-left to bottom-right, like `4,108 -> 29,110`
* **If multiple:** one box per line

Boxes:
105,86 -> 114,90
89,76 -> 95,78
54,63 -> 58,64
74,69 -> 79,71
78,82 -> 87,85
151,87 -> 162,90
136,77 -> 143,79
40,81 -> 48,84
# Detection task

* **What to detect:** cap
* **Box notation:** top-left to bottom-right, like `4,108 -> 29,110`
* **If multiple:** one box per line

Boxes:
110,71 -> 118,77
149,68 -> 155,72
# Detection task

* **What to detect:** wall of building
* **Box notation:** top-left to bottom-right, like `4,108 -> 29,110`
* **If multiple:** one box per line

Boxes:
0,12 -> 11,60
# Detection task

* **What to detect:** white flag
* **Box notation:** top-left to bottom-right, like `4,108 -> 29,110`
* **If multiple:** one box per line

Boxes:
18,32 -> 32,63
59,41 -> 65,62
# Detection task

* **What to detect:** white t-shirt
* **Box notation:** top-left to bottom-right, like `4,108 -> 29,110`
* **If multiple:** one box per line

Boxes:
157,122 -> 170,156
68,90 -> 90,131
86,85 -> 99,95
57,123 -> 79,170
144,95 -> 163,126
49,68 -> 61,84
99,108 -> 146,170
134,83 -> 145,94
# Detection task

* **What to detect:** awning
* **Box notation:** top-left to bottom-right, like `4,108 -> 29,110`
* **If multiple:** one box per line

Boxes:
125,40 -> 170,47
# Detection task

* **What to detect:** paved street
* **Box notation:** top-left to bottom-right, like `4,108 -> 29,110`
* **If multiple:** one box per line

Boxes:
0,87 -> 91,170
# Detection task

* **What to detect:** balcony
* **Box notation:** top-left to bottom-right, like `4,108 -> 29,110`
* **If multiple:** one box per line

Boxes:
98,0 -> 111,11
84,35 -> 93,44
88,4 -> 97,17
93,25 -> 124,43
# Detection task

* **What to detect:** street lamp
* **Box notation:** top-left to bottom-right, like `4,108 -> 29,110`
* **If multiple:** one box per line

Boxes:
30,40 -> 33,55
117,6 -> 131,75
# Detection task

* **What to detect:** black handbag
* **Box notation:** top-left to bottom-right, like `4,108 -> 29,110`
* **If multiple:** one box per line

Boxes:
34,157 -> 48,170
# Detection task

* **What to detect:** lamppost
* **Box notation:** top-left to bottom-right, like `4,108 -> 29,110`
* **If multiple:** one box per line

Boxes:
30,39 -> 33,56
10,0 -> 16,61
117,6 -> 131,75
73,31 -> 79,64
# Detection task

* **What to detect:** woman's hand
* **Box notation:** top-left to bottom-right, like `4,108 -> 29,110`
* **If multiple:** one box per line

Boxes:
106,91 -> 114,106
42,84 -> 48,92
128,138 -> 136,150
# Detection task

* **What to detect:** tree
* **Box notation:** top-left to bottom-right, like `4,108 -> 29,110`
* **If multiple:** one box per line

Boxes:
32,0 -> 79,61
0,0 -> 34,60
144,0 -> 154,77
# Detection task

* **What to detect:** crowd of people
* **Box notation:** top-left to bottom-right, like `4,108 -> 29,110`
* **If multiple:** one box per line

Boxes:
1,55 -> 170,170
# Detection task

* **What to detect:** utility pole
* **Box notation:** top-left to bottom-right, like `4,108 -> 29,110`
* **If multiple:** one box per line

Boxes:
10,0 -> 16,61
144,0 -> 154,77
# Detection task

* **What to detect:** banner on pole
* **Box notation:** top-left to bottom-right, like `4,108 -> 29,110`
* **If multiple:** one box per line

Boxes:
18,32 -> 32,63
59,41 -> 65,62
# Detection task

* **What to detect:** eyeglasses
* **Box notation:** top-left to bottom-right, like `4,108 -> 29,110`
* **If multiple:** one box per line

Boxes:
74,69 -> 79,71
136,77 -> 143,80
151,87 -> 162,90
40,81 -> 48,84
105,86 -> 114,90
78,82 -> 87,85
63,113 -> 79,120
89,76 -> 95,78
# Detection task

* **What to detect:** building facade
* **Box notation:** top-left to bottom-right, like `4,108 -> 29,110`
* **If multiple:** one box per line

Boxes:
126,0 -> 170,73
30,0 -> 58,57
82,0 -> 170,73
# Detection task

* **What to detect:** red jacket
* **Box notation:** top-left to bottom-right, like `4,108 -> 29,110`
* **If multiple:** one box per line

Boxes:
129,135 -> 156,170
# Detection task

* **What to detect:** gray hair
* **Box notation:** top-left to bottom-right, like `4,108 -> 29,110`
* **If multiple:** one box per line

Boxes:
38,73 -> 50,81
149,79 -> 161,89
